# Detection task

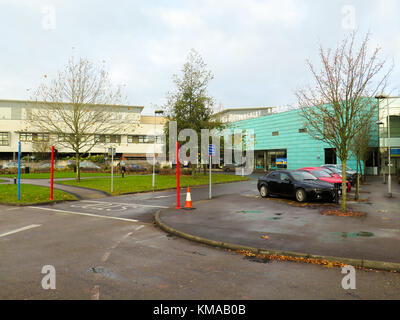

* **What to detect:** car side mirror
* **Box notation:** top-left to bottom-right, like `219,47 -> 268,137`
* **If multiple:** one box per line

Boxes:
284,177 -> 291,183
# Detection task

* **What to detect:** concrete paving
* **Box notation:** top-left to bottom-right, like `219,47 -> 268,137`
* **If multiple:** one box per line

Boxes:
1,203 -> 400,299
158,176 -> 400,263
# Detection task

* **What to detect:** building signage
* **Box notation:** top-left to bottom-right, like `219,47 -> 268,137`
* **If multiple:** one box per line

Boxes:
391,148 -> 400,157
276,158 -> 287,165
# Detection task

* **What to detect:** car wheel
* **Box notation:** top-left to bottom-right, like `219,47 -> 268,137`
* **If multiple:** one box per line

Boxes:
295,188 -> 307,202
260,185 -> 269,198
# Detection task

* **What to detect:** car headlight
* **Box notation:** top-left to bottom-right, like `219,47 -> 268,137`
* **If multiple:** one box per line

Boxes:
313,188 -> 323,193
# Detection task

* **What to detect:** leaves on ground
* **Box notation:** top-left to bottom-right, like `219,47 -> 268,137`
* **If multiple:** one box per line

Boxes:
320,209 -> 366,217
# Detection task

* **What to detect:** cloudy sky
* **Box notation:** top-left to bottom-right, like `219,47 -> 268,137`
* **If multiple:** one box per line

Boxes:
0,0 -> 399,114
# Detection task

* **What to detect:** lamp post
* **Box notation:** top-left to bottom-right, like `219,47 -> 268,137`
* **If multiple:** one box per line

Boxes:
152,110 -> 164,191
375,94 -> 392,198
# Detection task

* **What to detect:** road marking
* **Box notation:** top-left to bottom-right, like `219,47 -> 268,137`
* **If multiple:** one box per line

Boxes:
5,208 -> 19,212
28,207 -> 139,223
91,285 -> 100,300
82,200 -> 169,209
101,251 -> 111,262
135,225 -> 144,231
153,194 -> 186,199
0,224 -> 41,238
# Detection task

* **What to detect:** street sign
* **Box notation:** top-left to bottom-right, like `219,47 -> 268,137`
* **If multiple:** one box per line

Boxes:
108,147 -> 116,156
209,144 -> 215,156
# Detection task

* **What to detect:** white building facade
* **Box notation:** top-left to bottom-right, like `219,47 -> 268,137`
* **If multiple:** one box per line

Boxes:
0,99 -> 165,161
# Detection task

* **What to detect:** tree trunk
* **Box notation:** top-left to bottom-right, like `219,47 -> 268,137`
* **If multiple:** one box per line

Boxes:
75,152 -> 81,182
341,160 -> 347,212
355,159 -> 360,201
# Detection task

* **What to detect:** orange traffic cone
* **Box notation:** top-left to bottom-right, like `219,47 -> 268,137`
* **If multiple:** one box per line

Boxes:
184,186 -> 194,209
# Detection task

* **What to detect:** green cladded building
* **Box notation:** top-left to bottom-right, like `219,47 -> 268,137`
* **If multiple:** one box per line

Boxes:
229,105 -> 382,173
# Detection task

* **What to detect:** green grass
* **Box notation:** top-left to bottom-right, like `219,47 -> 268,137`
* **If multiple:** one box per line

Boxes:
0,184 -> 77,205
57,173 -> 249,195
0,171 -> 113,179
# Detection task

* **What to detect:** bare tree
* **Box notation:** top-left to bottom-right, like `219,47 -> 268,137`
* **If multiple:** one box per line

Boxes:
296,32 -> 392,212
30,57 -> 131,182
350,121 -> 374,200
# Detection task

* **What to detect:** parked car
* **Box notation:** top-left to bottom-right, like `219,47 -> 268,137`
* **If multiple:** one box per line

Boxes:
79,161 -> 100,169
299,167 -> 351,192
125,164 -> 146,172
38,163 -> 65,170
2,161 -> 25,169
322,164 -> 357,186
257,170 -> 335,203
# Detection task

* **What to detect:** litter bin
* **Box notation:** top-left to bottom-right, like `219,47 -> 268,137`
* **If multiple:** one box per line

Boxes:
25,167 -> 30,174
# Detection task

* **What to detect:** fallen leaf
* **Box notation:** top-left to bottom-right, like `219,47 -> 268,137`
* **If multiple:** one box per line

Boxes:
261,235 -> 269,240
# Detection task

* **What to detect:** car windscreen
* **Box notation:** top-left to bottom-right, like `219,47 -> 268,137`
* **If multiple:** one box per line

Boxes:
291,171 -> 318,181
311,170 -> 331,178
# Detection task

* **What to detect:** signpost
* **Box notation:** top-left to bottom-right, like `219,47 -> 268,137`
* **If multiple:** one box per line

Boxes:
50,146 -> 54,200
209,144 -> 215,200
17,141 -> 21,201
108,147 -> 116,193
176,142 -> 180,209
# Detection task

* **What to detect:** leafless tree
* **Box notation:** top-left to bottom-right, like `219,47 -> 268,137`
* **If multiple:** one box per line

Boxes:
30,57 -> 132,182
296,32 -> 392,212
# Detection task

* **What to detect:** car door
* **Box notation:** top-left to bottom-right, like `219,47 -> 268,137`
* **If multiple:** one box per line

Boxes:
267,172 -> 280,194
278,172 -> 294,196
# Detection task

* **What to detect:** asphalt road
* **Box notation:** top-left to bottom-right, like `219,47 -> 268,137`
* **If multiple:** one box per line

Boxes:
1,178 -> 400,299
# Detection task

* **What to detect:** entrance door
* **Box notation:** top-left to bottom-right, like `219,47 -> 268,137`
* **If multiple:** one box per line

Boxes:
325,148 -> 337,165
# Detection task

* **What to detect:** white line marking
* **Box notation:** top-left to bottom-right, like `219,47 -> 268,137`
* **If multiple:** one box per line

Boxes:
5,208 -> 20,212
91,285 -> 100,300
82,200 -> 169,209
0,224 -> 41,238
101,251 -> 111,262
153,194 -> 186,199
28,207 -> 139,223
135,225 -> 144,231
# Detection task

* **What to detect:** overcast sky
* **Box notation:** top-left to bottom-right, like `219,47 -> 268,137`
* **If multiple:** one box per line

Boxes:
0,0 -> 399,114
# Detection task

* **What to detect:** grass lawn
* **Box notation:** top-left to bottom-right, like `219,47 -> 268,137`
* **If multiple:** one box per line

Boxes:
0,184 -> 77,205
57,173 -> 249,195
0,171 -> 113,179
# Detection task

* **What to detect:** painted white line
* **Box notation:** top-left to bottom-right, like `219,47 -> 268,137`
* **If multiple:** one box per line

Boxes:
0,224 -> 41,238
28,207 -> 139,223
5,208 -> 20,212
82,200 -> 169,209
91,285 -> 100,300
153,194 -> 186,199
135,225 -> 144,231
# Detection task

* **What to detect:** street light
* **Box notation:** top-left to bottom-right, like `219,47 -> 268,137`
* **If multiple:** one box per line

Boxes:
375,94 -> 392,198
152,110 -> 164,191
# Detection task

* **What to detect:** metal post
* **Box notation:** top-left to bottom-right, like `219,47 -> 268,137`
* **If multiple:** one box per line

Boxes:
176,142 -> 180,209
50,146 -> 54,200
387,98 -> 392,197
17,141 -> 21,200
152,114 -> 156,191
209,154 -> 212,200
111,150 -> 114,193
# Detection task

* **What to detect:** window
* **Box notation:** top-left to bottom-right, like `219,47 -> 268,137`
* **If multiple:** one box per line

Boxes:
20,132 -> 32,141
268,172 -> 279,179
127,135 -> 139,144
19,132 -> 49,142
58,134 -> 70,142
280,173 -> 290,181
0,132 -> 10,146
272,131 -> 279,136
94,134 -> 121,144
299,128 -> 307,133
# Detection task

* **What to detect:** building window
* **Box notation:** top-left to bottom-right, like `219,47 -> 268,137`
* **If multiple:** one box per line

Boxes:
272,131 -> 279,136
58,134 -> 70,142
94,134 -> 121,144
299,128 -> 307,133
19,132 -> 49,142
127,135 -> 139,144
20,132 -> 32,141
0,132 -> 10,146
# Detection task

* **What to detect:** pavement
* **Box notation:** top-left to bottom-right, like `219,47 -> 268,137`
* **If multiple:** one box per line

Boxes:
158,176 -> 400,265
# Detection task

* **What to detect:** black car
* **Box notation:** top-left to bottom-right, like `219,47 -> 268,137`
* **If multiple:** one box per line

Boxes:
257,170 -> 336,202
